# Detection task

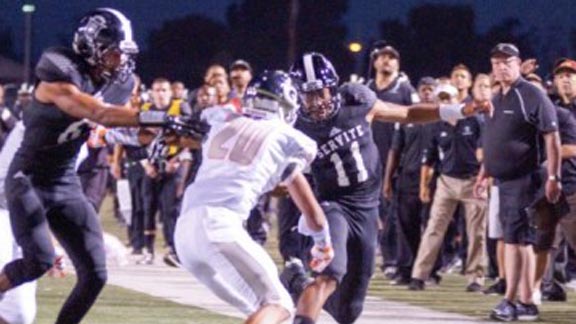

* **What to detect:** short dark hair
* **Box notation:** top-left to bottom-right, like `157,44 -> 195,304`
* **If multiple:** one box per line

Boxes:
451,64 -> 472,77
152,77 -> 171,86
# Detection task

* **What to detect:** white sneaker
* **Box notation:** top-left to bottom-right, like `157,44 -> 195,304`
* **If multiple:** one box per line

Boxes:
533,289 -> 542,305
565,279 -> 576,291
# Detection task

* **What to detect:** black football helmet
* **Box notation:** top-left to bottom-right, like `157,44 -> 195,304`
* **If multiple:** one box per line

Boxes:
289,52 -> 341,122
73,8 -> 138,81
243,70 -> 299,124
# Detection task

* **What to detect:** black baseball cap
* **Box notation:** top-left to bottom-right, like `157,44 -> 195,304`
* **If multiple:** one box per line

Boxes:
230,59 -> 253,72
371,45 -> 400,60
490,43 -> 520,58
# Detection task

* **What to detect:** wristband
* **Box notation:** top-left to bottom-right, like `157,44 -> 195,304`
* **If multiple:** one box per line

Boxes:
439,103 -> 465,122
297,216 -> 331,246
138,111 -> 167,126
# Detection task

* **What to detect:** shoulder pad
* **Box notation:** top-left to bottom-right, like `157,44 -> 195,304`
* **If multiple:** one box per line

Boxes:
35,48 -> 85,87
339,82 -> 377,107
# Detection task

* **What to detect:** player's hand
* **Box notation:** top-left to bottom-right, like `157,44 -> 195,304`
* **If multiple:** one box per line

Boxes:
111,162 -> 122,180
473,177 -> 488,199
521,58 -> 539,76
382,181 -> 392,200
165,157 -> 180,174
462,100 -> 492,116
546,178 -> 562,204
165,116 -> 211,141
47,255 -> 66,278
419,187 -> 431,203
144,163 -> 158,179
310,242 -> 334,273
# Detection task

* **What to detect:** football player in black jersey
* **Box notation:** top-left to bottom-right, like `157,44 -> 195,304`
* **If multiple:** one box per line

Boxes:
0,8 -> 190,324
289,52 -> 488,324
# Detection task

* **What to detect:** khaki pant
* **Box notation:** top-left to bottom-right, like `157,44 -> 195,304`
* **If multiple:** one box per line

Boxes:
412,175 -> 487,284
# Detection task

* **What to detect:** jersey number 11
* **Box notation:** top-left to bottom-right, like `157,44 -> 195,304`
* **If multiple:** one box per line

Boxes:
330,141 -> 368,187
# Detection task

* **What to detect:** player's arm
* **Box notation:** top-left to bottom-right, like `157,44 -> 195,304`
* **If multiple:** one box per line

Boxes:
562,144 -> 576,159
111,144 -> 124,180
287,169 -> 334,272
35,81 -> 141,127
366,99 -> 488,124
383,148 -> 399,200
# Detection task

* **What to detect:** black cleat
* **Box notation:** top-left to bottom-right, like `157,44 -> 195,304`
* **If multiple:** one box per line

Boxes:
484,279 -> 506,295
163,252 -> 181,268
541,281 -> 567,302
466,282 -> 483,293
428,273 -> 442,285
490,299 -> 517,322
408,278 -> 425,291
280,258 -> 313,303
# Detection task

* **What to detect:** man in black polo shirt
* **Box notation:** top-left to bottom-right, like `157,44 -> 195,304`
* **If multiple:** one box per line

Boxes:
382,76 -> 437,284
367,42 -> 418,277
477,43 -> 561,321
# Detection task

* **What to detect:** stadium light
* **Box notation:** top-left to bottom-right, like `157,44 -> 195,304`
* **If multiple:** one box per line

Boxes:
348,42 -> 362,53
22,4 -> 36,13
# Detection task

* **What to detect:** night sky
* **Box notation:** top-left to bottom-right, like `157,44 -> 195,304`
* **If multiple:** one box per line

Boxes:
1,0 -> 575,64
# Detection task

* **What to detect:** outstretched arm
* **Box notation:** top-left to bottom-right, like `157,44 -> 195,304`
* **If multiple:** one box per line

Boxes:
35,81 -> 140,127
366,99 -> 488,124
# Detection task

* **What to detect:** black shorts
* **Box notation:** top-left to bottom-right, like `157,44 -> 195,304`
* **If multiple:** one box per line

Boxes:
497,170 -> 543,245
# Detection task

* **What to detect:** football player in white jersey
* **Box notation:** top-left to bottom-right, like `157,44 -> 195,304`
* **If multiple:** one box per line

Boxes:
0,122 -> 37,324
174,70 -> 333,324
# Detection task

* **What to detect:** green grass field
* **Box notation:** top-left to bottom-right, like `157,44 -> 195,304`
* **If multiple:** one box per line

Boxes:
33,195 -> 576,323
36,276 -> 238,324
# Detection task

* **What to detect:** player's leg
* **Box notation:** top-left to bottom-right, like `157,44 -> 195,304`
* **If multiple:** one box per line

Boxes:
295,202 -> 348,323
2,173 -> 54,292
322,205 -> 378,324
277,195 -> 314,302
175,207 -> 292,322
47,194 -> 107,324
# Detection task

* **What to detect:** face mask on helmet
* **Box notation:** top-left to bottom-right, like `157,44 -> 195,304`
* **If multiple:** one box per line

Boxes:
73,8 -> 139,82
300,87 -> 341,122
243,70 -> 299,124
290,52 -> 340,122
